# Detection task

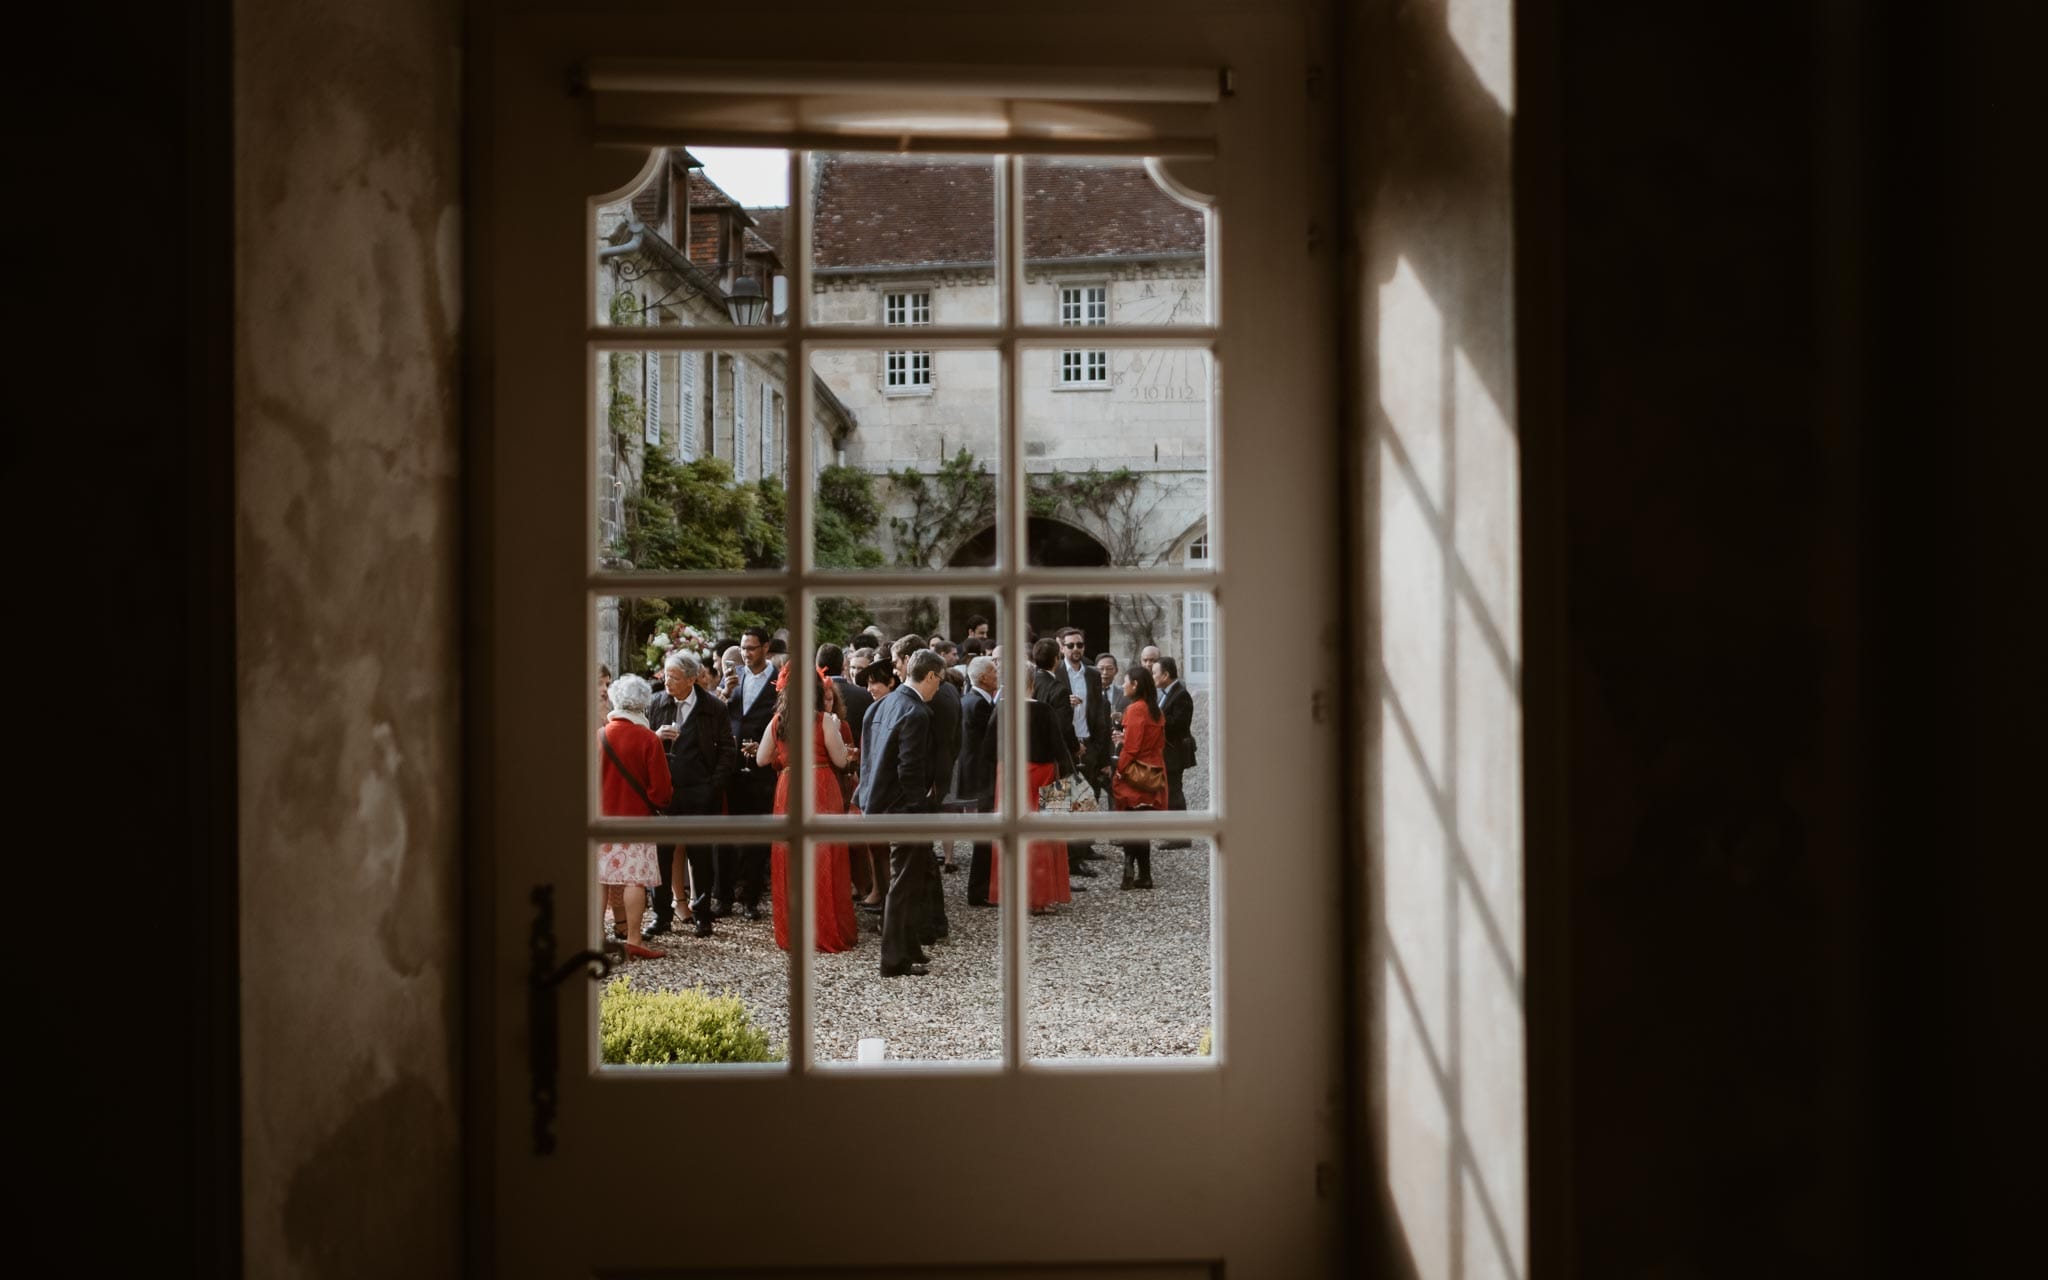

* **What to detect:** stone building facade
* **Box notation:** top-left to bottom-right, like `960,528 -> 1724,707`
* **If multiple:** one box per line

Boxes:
796,154 -> 1215,673
592,150 -> 1215,679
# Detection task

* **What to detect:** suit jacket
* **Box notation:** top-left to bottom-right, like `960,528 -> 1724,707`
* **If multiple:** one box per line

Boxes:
954,685 -> 997,804
1159,680 -> 1197,770
928,677 -> 962,802
964,694 -> 1075,801
1044,659 -> 1110,764
649,688 -> 736,814
856,684 -> 936,815
729,664 -> 779,750
832,676 -> 873,738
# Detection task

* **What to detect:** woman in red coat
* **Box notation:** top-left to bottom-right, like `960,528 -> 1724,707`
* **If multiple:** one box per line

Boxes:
598,673 -> 674,958
1111,664 -> 1169,889
759,668 -> 861,952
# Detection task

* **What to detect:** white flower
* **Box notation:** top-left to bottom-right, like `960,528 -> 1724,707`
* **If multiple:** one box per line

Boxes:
650,633 -> 673,650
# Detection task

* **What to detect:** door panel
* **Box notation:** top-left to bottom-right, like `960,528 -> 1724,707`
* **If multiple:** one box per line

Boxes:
486,10 -> 1337,1275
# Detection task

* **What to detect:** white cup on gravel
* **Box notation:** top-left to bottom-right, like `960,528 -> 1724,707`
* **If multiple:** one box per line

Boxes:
856,1037 -> 886,1063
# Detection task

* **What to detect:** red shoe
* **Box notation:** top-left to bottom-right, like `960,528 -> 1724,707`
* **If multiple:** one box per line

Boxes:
624,941 -> 667,960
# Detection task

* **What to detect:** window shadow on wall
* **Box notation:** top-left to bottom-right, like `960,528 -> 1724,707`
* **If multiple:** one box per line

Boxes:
1345,1 -> 1523,1278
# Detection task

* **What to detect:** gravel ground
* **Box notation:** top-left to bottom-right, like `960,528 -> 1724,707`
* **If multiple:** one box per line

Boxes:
616,697 -> 1215,1063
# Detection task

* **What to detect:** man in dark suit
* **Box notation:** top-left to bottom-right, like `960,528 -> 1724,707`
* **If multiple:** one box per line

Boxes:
858,649 -> 947,977
893,635 -> 958,931
954,655 -> 1000,907
648,651 -> 737,937
719,626 -> 779,919
1053,627 -> 1111,873
1156,655 -> 1197,848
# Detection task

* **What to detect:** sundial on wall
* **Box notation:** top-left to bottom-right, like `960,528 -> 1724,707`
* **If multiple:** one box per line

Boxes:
1111,281 -> 1208,403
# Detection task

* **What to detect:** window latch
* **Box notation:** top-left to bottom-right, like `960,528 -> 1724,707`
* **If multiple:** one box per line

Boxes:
528,884 -> 624,1156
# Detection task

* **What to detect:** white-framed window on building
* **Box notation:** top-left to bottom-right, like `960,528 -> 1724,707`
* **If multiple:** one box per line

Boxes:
679,352 -> 698,460
734,361 -> 748,482
643,351 -> 663,446
1059,283 -> 1109,386
1184,532 -> 1213,689
884,289 -> 933,392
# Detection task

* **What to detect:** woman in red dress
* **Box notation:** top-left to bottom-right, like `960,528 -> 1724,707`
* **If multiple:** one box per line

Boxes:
1111,664 -> 1169,889
759,669 -> 860,952
597,674 -> 674,959
989,693 -> 1078,914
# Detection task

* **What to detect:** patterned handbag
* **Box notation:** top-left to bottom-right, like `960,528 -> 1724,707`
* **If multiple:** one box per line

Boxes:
1039,772 -> 1100,813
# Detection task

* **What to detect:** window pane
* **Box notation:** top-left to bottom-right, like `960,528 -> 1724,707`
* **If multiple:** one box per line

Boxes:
597,349 -> 789,572
807,596 -> 1006,1064
1017,595 -> 1213,819
596,146 -> 791,329
1020,345 -> 1212,570
809,847 -> 1005,1066
598,598 -> 786,843
809,153 -> 999,327
1025,833 -> 1215,1061
805,592 -> 1006,814
808,349 -> 1000,574
590,841 -> 792,1070
1023,156 -> 1210,328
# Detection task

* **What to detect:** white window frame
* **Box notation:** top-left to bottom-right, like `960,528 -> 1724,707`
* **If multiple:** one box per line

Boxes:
883,287 -> 934,394
678,351 -> 698,460
643,350 -> 663,446
733,359 -> 748,481
1184,532 -> 1213,689
1058,282 -> 1109,387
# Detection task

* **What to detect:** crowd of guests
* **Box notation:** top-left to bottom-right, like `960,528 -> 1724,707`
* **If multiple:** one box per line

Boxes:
595,617 -> 1199,977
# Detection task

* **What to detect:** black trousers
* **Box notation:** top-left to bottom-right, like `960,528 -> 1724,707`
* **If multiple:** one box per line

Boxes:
716,766 -> 776,906
880,840 -> 933,973
1167,763 -> 1188,814
966,841 -> 994,906
653,844 -> 717,924
921,845 -> 950,942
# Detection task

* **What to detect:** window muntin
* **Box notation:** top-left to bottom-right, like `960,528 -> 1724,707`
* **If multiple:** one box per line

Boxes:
588,151 -> 1220,1069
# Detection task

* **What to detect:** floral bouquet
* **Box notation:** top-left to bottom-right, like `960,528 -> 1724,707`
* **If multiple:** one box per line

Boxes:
645,619 -> 718,673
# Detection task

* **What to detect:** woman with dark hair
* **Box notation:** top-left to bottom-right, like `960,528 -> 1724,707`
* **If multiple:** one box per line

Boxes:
1111,663 -> 1169,889
758,667 -> 860,952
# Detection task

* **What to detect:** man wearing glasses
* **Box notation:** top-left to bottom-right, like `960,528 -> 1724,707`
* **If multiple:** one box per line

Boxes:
1056,626 -> 1112,875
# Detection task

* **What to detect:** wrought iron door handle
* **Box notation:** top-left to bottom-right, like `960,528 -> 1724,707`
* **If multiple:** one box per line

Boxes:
527,884 -> 623,1156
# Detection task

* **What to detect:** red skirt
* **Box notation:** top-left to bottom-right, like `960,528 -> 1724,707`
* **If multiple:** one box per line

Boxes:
771,765 -> 860,953
989,760 -> 1070,911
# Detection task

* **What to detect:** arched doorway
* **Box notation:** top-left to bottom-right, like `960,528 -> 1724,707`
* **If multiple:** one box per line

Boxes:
948,517 -> 1111,651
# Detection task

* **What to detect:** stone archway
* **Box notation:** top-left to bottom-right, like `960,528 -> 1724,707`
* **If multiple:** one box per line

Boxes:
947,517 -> 1111,651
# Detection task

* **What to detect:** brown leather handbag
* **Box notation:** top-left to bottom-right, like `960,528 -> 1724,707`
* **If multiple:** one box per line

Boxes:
1121,758 -> 1167,793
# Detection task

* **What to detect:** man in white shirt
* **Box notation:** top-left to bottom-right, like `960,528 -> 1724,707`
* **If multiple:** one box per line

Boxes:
719,627 -> 779,920
1154,654 -> 1196,849
1057,626 -> 1111,872
649,652 -> 737,936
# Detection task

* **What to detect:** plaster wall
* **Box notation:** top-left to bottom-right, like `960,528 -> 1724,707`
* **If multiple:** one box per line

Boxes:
234,0 -> 463,1275
1344,0 -> 1527,1276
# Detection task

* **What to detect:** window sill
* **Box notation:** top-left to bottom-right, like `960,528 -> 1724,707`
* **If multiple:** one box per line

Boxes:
1051,383 -> 1113,393
883,385 -> 936,398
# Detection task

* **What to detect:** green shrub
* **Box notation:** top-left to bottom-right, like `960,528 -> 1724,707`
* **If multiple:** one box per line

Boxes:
599,978 -> 777,1065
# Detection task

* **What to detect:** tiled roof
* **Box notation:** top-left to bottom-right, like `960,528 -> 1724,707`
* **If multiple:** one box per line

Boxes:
746,207 -> 785,256
797,155 -> 1203,271
688,170 -> 752,219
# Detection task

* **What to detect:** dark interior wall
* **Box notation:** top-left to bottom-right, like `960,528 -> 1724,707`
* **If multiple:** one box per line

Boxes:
1548,6 -> 1863,1274
12,1 -> 239,1273
1524,2 -> 2048,1276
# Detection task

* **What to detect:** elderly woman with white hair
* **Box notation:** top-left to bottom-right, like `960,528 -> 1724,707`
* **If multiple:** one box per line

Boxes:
598,673 -> 673,960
